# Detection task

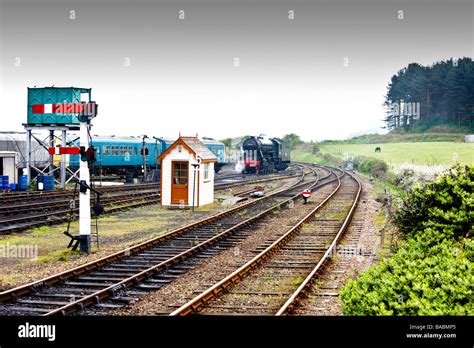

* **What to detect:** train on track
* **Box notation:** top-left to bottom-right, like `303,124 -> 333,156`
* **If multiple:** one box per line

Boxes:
1,131 -> 293,182
241,135 -> 290,174
68,135 -> 226,176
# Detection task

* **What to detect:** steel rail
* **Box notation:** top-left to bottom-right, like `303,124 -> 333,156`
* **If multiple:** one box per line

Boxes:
169,169 -> 344,316
0,171 -> 303,235
0,169 -> 300,204
275,171 -> 362,316
0,172 -> 299,208
0,194 -> 161,235
0,189 -> 159,216
0,182 -> 160,201
0,165 -> 310,304
42,166 -> 331,316
214,172 -> 300,190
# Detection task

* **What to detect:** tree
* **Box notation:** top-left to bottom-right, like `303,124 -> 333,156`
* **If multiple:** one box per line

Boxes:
282,133 -> 302,150
220,138 -> 233,149
384,57 -> 474,131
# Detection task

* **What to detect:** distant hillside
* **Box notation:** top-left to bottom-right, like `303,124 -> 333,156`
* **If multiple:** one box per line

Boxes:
292,141 -> 474,168
322,125 -> 468,144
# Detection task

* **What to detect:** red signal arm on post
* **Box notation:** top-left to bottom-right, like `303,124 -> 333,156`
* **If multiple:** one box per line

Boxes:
48,147 -> 81,155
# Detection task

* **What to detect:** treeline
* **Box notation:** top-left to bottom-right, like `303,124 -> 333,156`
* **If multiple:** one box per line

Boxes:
384,57 -> 474,131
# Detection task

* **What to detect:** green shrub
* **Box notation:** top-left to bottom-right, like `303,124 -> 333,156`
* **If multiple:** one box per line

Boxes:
395,164 -> 473,241
340,237 -> 473,315
322,153 -> 345,167
352,156 -> 388,179
340,164 -> 474,315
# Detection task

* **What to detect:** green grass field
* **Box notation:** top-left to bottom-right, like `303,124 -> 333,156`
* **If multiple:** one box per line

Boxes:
318,142 -> 474,167
291,142 -> 474,168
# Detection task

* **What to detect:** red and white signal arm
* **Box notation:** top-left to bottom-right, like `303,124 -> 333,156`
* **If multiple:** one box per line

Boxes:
302,189 -> 312,198
48,147 -> 81,155
32,101 -> 98,118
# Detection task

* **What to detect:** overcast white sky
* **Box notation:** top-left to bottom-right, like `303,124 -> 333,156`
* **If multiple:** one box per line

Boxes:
1,0 -> 472,141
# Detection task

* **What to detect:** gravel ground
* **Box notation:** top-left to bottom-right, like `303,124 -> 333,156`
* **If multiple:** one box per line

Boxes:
0,168 -> 384,318
0,177 -> 298,291
109,173 -> 384,316
291,174 -> 384,315
110,180 -> 338,315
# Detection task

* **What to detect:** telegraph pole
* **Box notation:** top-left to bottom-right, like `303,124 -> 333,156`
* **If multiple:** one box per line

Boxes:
152,136 -> 159,181
142,135 -> 148,182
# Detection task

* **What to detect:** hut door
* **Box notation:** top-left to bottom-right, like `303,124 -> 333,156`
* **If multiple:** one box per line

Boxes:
171,161 -> 188,204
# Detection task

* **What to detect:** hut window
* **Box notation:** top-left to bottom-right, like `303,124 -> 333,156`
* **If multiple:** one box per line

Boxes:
173,162 -> 188,184
204,163 -> 210,180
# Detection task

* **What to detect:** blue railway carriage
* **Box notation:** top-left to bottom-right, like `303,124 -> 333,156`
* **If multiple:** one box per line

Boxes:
69,135 -> 166,176
161,138 -> 226,172
70,135 -> 226,176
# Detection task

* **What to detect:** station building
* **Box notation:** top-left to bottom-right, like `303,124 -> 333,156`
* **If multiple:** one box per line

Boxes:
157,136 -> 217,208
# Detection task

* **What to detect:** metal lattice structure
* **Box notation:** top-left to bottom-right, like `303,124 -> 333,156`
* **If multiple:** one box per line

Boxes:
24,86 -> 92,188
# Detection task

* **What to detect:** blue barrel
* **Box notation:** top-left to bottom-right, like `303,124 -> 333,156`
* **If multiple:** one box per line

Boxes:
19,176 -> 28,190
43,175 -> 55,190
43,176 -> 50,190
0,177 -> 3,190
10,183 -> 17,191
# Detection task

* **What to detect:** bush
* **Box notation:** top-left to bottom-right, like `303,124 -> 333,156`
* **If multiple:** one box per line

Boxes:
394,164 -> 447,190
322,153 -> 345,168
340,164 -> 474,315
341,237 -> 473,315
395,164 -> 473,241
352,156 -> 388,179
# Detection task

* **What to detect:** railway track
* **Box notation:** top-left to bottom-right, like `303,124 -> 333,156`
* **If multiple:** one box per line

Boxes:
0,169 -> 296,205
0,182 -> 160,205
0,170 -> 301,235
213,169 -> 300,190
0,192 -> 161,234
169,170 -> 361,316
0,164 -> 337,315
0,189 -> 160,216
0,189 -> 161,234
283,212 -> 373,316
215,167 -> 298,182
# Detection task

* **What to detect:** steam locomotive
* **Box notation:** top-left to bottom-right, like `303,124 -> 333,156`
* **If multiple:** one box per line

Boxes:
241,135 -> 290,174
